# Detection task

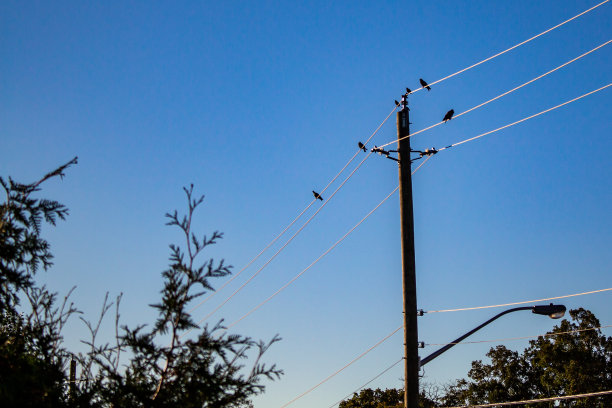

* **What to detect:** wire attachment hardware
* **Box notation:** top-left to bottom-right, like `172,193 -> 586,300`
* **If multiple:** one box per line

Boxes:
411,147 -> 438,157
400,93 -> 409,110
371,146 -> 399,162
408,147 -> 438,164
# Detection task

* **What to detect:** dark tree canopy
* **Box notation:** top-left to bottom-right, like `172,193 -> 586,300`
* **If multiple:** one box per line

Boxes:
338,387 -> 439,408
339,388 -> 403,408
0,160 -> 282,407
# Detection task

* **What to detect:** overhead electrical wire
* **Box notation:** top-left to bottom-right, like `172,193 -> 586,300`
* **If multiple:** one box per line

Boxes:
441,390 -> 612,408
327,325 -> 611,407
227,186 -> 398,329
407,0 -> 610,95
327,358 -> 403,408
279,326 -> 403,408
426,287 -> 612,314
276,83 -> 611,408
250,80 -> 609,405
425,324 -> 612,346
376,38 -> 612,150
183,152 -> 377,337
435,82 -> 612,152
187,2 -> 610,319
188,106 -> 399,314
227,156 -> 434,330
188,201 -> 314,313
191,1 -> 610,316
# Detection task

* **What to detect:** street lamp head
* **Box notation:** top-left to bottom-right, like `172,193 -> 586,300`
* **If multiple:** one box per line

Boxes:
532,303 -> 566,319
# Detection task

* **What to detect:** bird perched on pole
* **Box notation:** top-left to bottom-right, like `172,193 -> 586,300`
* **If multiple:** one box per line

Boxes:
419,78 -> 431,91
312,191 -> 323,201
358,142 -> 367,152
442,109 -> 454,122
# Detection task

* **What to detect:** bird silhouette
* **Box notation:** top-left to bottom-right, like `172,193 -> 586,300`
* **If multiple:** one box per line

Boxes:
419,78 -> 431,91
406,87 -> 412,94
395,100 -> 400,106
312,190 -> 323,201
358,142 -> 367,152
442,109 -> 454,122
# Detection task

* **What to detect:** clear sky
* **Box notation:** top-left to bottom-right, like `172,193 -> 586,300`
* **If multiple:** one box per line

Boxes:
1,1 -> 611,407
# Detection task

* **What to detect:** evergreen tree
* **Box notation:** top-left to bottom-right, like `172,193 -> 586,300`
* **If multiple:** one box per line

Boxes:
0,160 -> 282,407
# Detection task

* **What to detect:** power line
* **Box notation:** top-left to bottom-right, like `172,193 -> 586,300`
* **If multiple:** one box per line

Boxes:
185,0 -> 609,320
327,358 -> 403,408
328,325 -> 612,408
274,82 -> 609,408
183,152 -> 375,336
408,0 -> 610,95
227,186 -> 399,329
226,156 -> 434,330
188,106 -> 398,315
441,389 -> 612,408
188,201 -> 314,313
426,287 -> 612,314
187,36 -> 610,323
279,326 -> 403,408
266,81 -> 608,406
436,83 -> 612,153
425,324 -> 612,346
377,38 -> 612,150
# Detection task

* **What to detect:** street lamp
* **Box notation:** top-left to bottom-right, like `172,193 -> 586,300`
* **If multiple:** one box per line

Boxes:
420,303 -> 566,367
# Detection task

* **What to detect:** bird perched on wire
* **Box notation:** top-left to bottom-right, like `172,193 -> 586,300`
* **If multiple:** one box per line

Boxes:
419,78 -> 431,91
395,100 -> 400,107
312,191 -> 323,201
405,87 -> 412,95
358,142 -> 367,152
442,109 -> 454,122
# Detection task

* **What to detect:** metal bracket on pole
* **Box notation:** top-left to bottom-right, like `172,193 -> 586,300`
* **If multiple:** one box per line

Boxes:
372,146 -> 400,162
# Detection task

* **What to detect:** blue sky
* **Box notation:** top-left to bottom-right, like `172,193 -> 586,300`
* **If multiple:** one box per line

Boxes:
1,1 -> 611,407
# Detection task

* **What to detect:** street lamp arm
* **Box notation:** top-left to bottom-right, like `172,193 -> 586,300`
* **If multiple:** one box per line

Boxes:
420,306 -> 533,367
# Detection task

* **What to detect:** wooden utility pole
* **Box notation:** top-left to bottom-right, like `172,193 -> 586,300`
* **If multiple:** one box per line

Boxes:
397,100 -> 419,408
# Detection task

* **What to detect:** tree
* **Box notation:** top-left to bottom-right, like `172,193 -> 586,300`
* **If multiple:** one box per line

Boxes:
442,308 -> 612,407
0,157 -> 77,312
338,386 -> 440,408
80,185 -> 283,407
1,157 -> 79,407
339,309 -> 611,408
339,388 -> 403,408
0,160 -> 282,407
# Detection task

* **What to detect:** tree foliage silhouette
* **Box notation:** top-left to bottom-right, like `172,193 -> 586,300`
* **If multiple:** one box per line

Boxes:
0,159 -> 282,407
